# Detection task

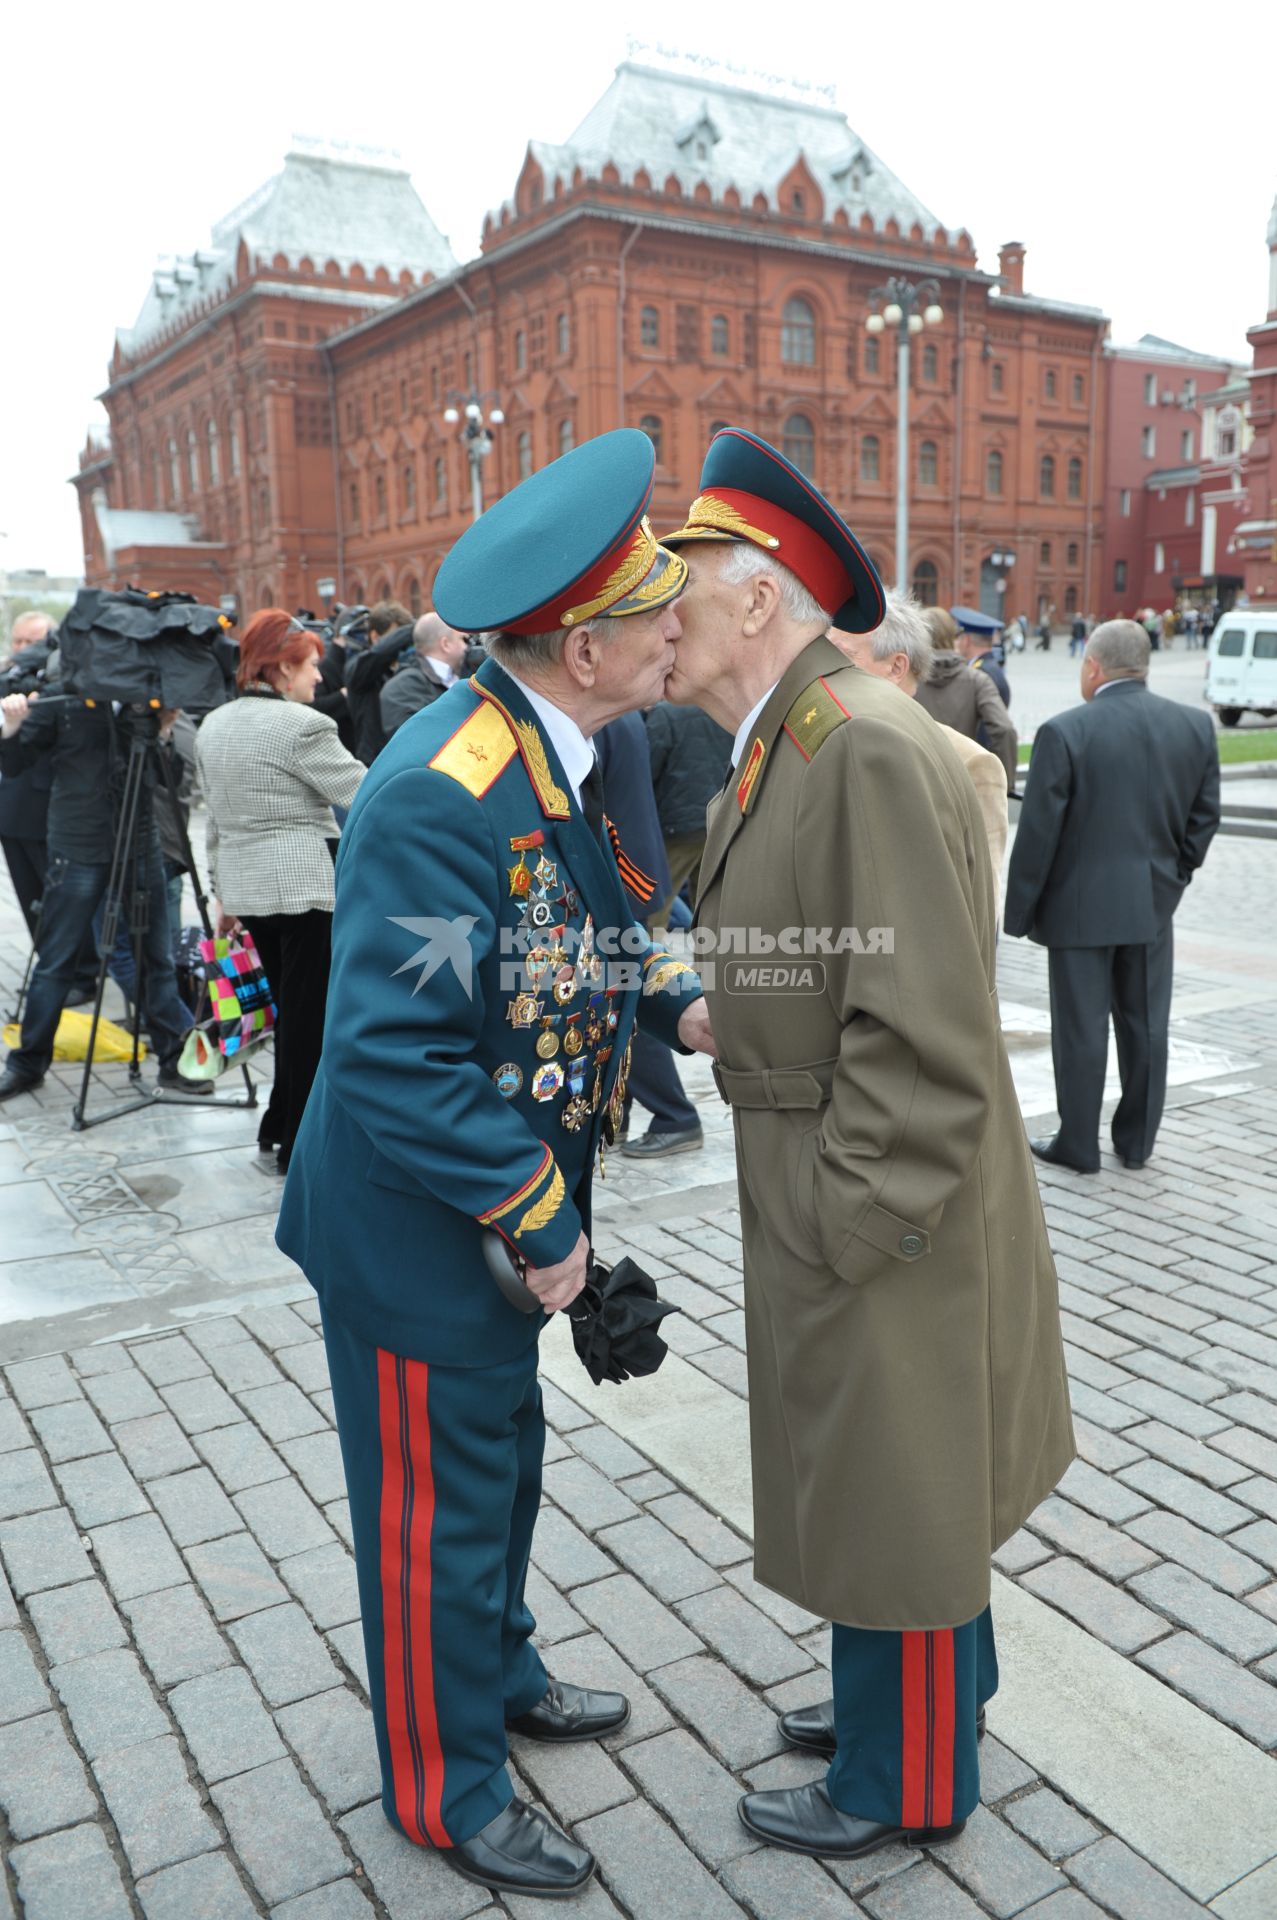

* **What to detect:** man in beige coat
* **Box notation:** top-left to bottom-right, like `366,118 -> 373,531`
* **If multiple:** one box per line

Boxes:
664,429 -> 1073,1864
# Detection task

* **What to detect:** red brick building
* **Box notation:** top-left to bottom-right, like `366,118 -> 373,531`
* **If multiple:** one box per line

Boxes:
75,58 -> 1109,627
1226,192 -> 1277,606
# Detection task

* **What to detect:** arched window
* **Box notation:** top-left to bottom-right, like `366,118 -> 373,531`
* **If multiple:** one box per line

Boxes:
912,560 -> 939,606
407,576 -> 422,617
711,314 -> 729,355
167,438 -> 180,500
349,481 -> 360,526
374,577 -> 391,603
918,440 -> 938,487
402,463 -> 416,515
782,413 -> 815,478
781,296 -> 816,366
1064,585 -> 1078,614
860,434 -> 880,483
1039,454 -> 1055,498
639,415 -> 663,464
514,328 -> 526,372
206,420 -> 219,486
1067,541 -> 1079,567
517,431 -> 533,480
259,583 -> 275,609
1040,541 -> 1052,565
558,418 -> 574,457
864,336 -> 880,375
185,429 -> 199,491
259,484 -> 270,527
374,471 -> 387,520
986,448 -> 1003,494
229,417 -> 241,477
640,306 -> 660,348
922,344 -> 938,383
434,457 -> 447,507
556,311 -> 569,355
1067,456 -> 1083,501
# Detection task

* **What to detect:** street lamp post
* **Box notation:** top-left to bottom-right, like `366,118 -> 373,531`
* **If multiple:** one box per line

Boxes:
442,393 -> 505,523
865,277 -> 943,592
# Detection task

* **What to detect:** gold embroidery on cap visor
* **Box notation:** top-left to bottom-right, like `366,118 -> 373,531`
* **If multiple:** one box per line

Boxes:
560,521 -> 687,626
663,492 -> 782,551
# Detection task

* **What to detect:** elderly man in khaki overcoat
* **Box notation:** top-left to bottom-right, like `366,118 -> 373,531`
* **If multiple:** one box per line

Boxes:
663,429 -> 1073,1865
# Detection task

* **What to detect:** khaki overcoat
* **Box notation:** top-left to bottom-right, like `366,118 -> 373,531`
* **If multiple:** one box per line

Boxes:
696,639 -> 1073,1630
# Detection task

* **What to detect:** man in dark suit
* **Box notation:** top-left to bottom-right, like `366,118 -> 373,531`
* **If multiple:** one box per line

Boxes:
1004,619 -> 1220,1173
379,612 -> 465,739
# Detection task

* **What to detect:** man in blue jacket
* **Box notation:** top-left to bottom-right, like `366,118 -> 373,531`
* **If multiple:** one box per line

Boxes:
277,430 -> 710,1901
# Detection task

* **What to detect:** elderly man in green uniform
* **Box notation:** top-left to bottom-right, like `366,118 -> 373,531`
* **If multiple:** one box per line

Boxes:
662,429 -> 1074,1862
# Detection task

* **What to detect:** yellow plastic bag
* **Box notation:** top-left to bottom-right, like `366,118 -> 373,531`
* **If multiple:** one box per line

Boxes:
1,1010 -> 147,1063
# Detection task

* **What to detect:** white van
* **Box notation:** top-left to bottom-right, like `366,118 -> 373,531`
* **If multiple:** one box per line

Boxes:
1204,610 -> 1277,726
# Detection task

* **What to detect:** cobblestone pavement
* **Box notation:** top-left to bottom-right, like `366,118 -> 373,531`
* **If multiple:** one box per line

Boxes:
0,818 -> 1276,1916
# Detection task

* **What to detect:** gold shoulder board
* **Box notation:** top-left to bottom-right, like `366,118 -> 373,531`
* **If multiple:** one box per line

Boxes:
429,701 -> 518,797
782,678 -> 853,762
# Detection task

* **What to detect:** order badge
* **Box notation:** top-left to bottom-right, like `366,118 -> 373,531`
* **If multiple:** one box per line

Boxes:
531,1062 -> 565,1103
492,1063 -> 523,1099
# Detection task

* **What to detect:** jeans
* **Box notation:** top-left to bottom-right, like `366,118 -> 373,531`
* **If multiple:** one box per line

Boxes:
7,848 -> 192,1082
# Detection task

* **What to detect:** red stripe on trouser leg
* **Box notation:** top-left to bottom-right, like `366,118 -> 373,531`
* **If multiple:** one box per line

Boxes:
930,1630 -> 956,1826
377,1352 -> 449,1847
900,1631 -> 929,1828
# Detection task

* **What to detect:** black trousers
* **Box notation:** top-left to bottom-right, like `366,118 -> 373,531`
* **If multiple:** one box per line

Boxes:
246,910 -> 332,1171
1047,925 -> 1174,1168
1,835 -> 44,939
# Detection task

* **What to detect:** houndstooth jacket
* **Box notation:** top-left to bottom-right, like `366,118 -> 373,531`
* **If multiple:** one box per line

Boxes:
194,694 -> 366,917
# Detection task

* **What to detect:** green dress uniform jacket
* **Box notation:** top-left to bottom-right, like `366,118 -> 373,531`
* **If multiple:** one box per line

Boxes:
696,637 -> 1074,1631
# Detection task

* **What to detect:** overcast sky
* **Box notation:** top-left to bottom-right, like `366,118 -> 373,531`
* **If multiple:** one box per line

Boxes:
4,0 -> 1273,580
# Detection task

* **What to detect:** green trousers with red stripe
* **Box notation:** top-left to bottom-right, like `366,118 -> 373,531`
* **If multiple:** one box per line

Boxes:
827,1607 -> 997,1827
320,1308 -> 549,1848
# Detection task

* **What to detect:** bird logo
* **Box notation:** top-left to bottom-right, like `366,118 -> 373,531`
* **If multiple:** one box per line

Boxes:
387,915 -> 479,997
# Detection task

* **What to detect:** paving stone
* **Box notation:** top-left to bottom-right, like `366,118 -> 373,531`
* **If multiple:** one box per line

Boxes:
1027,1495 -> 1158,1580
1192,1347 -> 1277,1401
183,1319 -> 260,1356
1056,1457 -> 1151,1524
130,1336 -> 210,1387
324,1498 -> 353,1550
212,1755 -> 349,1906
649,1272 -> 732,1321
596,1515 -> 721,1603
1112,1357 -> 1227,1411
1013,1893 -> 1109,1920
278,1542 -> 361,1629
1001,1785 -> 1099,1859
113,1412 -> 200,1482
1128,1561 -> 1277,1661
993,1528 -> 1053,1575
1120,1420 -> 1251,1489
92,1513 -> 187,1601
531,1506 -> 615,1588
137,1849 -> 258,1920
615,1469 -> 675,1502
542,1457 -> 641,1531
620,1725 -> 757,1867
1065,1834 -> 1211,1920
1124,1510 -> 1268,1595
147,1465 -> 241,1547
278,1431 -> 348,1505
508,1727 -> 635,1822
271,1885 -> 377,1920
275,1684 -> 378,1811
204,1341 -> 285,1392
4,1354 -> 80,1409
1209,1856 -> 1277,1920
50,1644 -> 168,1758
1117,1458 -> 1252,1533
0,1561 -> 13,1630
1215,1392 -> 1277,1443
326,1622 -> 369,1693
228,1600 -> 343,1706
53,1451 -> 150,1527
10,1822 -> 132,1920
169,1665 -> 287,1782
27,1396 -> 113,1463
1228,1519 -> 1277,1572
234,1476 -> 335,1558
1110,1285 -> 1218,1332
276,1342 -> 332,1394
82,1367 -> 165,1425
1212,1424 -> 1277,1479
340,1799 -> 492,1919
96,1733 -> 221,1876
235,1382 -> 328,1442
124,1582 -> 235,1686
1063,1345 -> 1135,1394
572,1571 -> 702,1671
569,1422 -> 650,1481
1060,1310 -> 1139,1359
647,1491 -> 752,1566
0,1506 -> 92,1596
194,1421 -> 289,1492
68,1340 -> 136,1376
1138,1629 -> 1277,1744
540,1379 -> 593,1432
544,1630 -> 673,1748
939,1802 -> 1067,1914
860,1859 -> 985,1918
187,1531 -> 289,1621
826,1839 -> 920,1895
575,1799 -> 742,1920
27,1577 -> 124,1666
237,1304 -> 317,1350
310,1389 -> 336,1425
1071,1417 -> 1145,1473
978,1734 -> 1042,1804
721,1848 -> 861,1919
1101,1309 -> 1207,1362
650,1651 -> 785,1768
661,1316 -> 723,1358
161,1376 -> 243,1434
525,1563 -> 586,1644
1232,1475 -> 1277,1522
1248,1582 -> 1277,1628
1066,1382 -> 1146,1433
0,1628 -> 50,1724
677,1584 -> 813,1685
688,1345 -> 751,1396
0,1397 -> 28,1454
0,1709 -> 97,1839
723,1564 -> 823,1636
0,1446 -> 57,1520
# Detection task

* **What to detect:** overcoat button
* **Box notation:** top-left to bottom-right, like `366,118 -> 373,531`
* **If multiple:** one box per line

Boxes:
899,1233 -> 925,1256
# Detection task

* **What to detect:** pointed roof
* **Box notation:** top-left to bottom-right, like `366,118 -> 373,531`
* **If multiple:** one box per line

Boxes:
514,57 -> 943,234
119,140 -> 457,357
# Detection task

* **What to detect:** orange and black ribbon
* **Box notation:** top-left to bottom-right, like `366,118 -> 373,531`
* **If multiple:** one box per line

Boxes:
605,817 -> 656,906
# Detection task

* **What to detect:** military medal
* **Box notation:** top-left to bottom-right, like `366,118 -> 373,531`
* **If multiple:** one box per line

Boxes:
605,988 -> 620,1035
506,991 -> 542,1029
553,967 -> 577,1007
567,1054 -> 588,1097
531,1062 -> 564,1103
492,1063 -> 523,1098
510,831 -> 545,852
585,995 -> 605,1046
525,945 -> 550,985
548,928 -> 569,968
563,1014 -> 584,1057
556,886 -> 579,918
562,1095 -> 590,1133
590,1043 -> 613,1112
535,1015 -> 561,1060
507,855 -> 532,898
533,855 -> 558,893
528,900 -> 554,929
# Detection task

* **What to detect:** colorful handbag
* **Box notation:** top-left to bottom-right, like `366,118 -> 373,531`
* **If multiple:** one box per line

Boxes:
197,932 -> 277,1058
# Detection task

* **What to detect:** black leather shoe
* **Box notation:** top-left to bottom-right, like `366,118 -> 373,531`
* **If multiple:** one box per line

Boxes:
1119,1156 -> 1147,1171
621,1124 -> 703,1158
779,1697 -> 985,1758
506,1678 -> 630,1743
0,1069 -> 43,1103
1029,1135 -> 1098,1175
156,1063 -> 214,1097
738,1779 -> 965,1859
444,1798 -> 594,1898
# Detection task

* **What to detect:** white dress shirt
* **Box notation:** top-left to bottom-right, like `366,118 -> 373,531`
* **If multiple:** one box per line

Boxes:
732,685 -> 780,768
503,669 -> 596,807
425,655 -> 456,688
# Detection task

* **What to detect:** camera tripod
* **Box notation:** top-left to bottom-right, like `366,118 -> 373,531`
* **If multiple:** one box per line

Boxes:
68,707 -> 258,1130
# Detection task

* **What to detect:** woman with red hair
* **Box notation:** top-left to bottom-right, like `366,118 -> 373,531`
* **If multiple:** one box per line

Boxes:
194,610 -> 365,1173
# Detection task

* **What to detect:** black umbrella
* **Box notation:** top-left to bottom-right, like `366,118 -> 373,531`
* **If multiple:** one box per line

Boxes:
482,1233 -> 678,1385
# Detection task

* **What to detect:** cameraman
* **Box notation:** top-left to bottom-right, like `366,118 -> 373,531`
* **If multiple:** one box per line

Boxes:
343,599 -> 413,765
0,690 -> 210,1102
